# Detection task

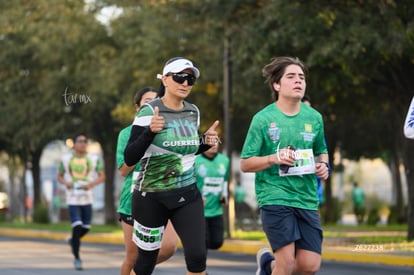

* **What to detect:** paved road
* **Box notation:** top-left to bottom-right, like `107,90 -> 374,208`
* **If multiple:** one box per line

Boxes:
1,236 -> 413,274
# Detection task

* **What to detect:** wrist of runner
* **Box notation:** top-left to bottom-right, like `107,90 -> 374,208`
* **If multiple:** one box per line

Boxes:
319,161 -> 329,169
267,154 -> 273,167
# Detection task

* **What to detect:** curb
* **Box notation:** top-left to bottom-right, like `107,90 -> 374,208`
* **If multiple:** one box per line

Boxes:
1,228 -> 413,268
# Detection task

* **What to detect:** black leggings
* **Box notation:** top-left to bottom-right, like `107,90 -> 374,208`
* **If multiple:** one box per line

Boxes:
132,184 -> 206,275
205,215 -> 224,250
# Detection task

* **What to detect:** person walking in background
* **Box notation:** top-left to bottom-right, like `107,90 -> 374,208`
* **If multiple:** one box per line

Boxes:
240,56 -> 329,275
116,87 -> 178,275
352,182 -> 365,225
124,57 -> 219,275
57,133 -> 105,270
195,142 -> 230,251
404,96 -> 414,139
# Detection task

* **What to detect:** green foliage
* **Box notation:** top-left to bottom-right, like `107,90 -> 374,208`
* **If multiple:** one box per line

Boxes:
0,212 -> 6,222
321,197 -> 342,225
388,205 -> 408,224
364,195 -> 386,225
32,203 -> 50,224
366,207 -> 380,225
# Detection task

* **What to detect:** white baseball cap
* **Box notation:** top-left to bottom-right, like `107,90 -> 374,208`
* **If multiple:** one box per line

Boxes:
157,57 -> 200,79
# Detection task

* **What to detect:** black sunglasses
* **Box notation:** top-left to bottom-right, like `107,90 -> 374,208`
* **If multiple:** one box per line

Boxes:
170,73 -> 196,86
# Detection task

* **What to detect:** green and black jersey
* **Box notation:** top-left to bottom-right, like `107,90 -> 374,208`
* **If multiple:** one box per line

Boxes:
125,98 -> 204,192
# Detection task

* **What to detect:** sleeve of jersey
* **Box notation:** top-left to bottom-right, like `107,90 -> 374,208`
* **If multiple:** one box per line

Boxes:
116,129 -> 127,169
240,115 -> 262,158
95,158 -> 104,172
404,96 -> 414,139
124,106 -> 156,166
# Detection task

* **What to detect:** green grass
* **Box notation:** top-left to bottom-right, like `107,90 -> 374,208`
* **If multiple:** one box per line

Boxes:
0,221 -> 122,234
353,236 -> 407,244
232,229 -> 267,241
322,224 -> 408,232
1,221 -> 412,246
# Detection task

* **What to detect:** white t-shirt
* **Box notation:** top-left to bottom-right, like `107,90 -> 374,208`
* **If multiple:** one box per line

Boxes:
59,153 -> 103,205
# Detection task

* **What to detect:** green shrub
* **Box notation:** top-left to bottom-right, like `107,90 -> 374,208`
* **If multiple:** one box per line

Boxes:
321,197 -> 342,224
0,211 -> 6,222
32,203 -> 50,224
366,207 -> 380,225
388,205 -> 407,224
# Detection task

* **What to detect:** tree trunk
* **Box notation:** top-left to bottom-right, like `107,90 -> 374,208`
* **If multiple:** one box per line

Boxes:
323,136 -> 338,224
103,149 -> 116,224
402,139 -> 414,240
31,149 -> 42,207
391,150 -> 405,223
7,156 -> 21,221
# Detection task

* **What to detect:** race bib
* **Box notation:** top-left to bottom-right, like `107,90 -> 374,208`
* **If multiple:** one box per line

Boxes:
73,181 -> 88,196
279,149 -> 316,177
202,177 -> 223,195
132,220 -> 164,251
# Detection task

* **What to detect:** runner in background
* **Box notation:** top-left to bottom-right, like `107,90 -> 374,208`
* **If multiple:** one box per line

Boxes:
195,143 -> 229,250
57,133 -> 105,271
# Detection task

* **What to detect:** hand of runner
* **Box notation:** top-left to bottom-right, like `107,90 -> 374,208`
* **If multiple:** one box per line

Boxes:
204,120 -> 220,146
150,106 -> 165,133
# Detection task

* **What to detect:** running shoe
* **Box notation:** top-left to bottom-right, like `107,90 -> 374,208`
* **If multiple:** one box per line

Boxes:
74,258 -> 83,270
255,248 -> 274,275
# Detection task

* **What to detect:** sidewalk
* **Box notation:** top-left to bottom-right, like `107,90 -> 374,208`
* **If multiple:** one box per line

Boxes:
0,227 -> 413,268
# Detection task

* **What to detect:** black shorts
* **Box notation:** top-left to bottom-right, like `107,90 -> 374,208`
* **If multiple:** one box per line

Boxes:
261,205 -> 323,254
118,213 -> 134,226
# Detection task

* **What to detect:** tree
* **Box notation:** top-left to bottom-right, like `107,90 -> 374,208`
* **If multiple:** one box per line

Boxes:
0,0 -> 120,223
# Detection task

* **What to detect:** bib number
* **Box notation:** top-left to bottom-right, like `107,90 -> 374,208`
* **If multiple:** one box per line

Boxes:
132,220 -> 164,251
73,181 -> 88,195
279,149 -> 316,177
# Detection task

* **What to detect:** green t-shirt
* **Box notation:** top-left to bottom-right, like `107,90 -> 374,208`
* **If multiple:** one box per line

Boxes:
235,185 -> 246,203
116,125 -> 139,216
352,187 -> 365,207
133,98 -> 201,192
241,102 -> 328,210
195,153 -> 230,217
